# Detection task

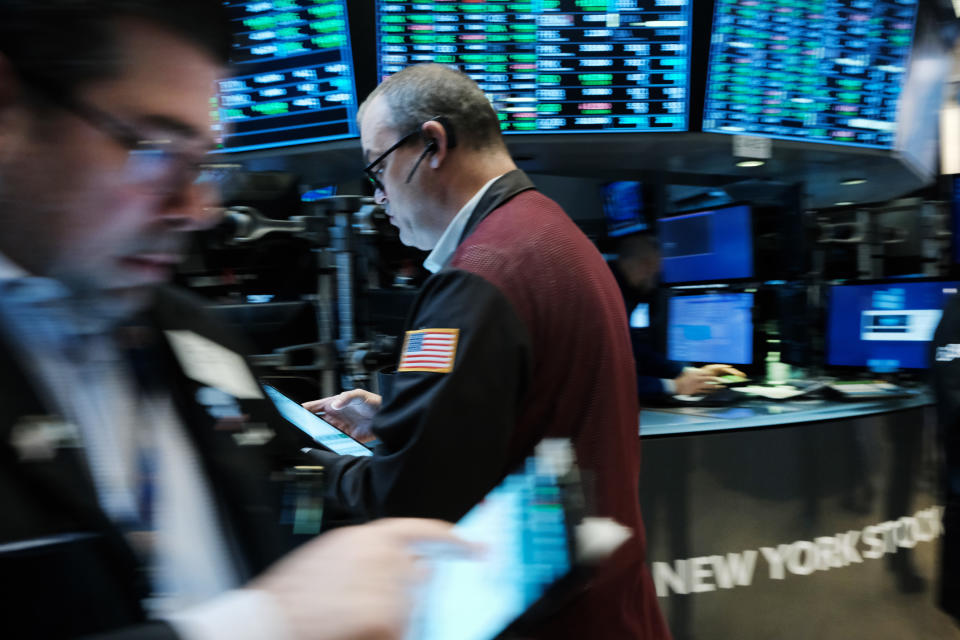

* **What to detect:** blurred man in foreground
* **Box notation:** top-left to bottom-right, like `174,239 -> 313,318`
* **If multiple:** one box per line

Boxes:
0,2 -> 463,638
304,64 -> 670,639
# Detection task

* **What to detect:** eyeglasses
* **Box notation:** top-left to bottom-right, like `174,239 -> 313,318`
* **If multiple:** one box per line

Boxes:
19,71 -> 227,196
362,116 -> 449,193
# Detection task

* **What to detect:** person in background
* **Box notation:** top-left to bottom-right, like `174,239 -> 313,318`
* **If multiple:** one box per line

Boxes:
303,63 -> 670,639
609,232 -> 745,398
931,292 -> 960,620
0,2 -> 465,638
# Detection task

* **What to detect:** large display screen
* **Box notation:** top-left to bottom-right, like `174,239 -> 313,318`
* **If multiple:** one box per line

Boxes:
659,204 -> 753,284
376,0 -> 692,133
827,280 -> 960,370
667,292 -> 754,365
216,0 -> 359,153
703,0 -> 919,148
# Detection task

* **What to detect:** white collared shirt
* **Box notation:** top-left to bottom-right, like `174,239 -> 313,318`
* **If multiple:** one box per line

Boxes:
0,252 -> 289,640
423,174 -> 504,273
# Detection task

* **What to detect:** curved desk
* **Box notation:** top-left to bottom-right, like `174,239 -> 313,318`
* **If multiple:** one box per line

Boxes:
636,389 -> 956,640
639,392 -> 933,437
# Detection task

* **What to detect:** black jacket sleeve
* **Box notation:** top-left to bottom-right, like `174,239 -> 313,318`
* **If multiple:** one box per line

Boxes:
310,269 -> 533,523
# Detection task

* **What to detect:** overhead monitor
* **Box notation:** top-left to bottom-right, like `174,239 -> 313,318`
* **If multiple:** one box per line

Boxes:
602,181 -> 647,237
216,0 -> 359,153
702,0 -> 919,148
667,292 -> 754,366
827,280 -> 960,371
659,204 -> 753,284
375,1 -> 692,133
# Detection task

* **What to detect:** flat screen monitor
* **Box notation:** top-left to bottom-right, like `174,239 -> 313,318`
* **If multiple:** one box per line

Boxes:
375,1 -> 692,133
603,182 -> 647,237
660,204 -> 753,284
827,280 -> 960,370
216,0 -> 359,153
702,0 -> 919,148
667,292 -> 754,366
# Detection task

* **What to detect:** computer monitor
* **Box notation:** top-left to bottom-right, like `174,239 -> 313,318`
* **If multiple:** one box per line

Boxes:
375,1 -> 693,133
602,182 -> 647,238
659,204 -> 753,284
667,292 -> 754,366
702,0 -> 919,148
215,0 -> 360,153
826,280 -> 960,371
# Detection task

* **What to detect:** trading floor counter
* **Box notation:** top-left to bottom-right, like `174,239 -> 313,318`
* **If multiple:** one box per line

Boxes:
639,392 -> 933,437
636,388 -> 957,640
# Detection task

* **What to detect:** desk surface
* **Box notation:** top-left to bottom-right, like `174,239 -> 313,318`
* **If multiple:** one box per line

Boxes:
639,391 -> 933,437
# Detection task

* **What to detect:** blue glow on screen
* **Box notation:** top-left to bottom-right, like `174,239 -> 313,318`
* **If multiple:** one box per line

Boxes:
827,281 -> 960,370
703,0 -> 919,149
667,292 -> 754,365
603,181 -> 647,237
216,0 -> 359,153
376,0 -> 693,133
660,204 -> 753,284
407,456 -> 571,640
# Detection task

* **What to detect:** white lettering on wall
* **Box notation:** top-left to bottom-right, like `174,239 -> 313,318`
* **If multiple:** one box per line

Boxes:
652,506 -> 944,597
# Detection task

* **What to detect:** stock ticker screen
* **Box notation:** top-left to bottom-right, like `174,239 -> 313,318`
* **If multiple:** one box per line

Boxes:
216,0 -> 359,153
703,0 -> 919,148
375,1 -> 693,133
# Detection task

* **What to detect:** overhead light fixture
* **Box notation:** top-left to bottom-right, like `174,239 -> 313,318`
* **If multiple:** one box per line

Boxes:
736,160 -> 765,168
834,201 -> 855,207
840,178 -> 867,186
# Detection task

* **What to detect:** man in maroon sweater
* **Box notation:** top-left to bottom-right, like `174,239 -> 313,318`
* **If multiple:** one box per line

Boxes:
305,63 -> 670,639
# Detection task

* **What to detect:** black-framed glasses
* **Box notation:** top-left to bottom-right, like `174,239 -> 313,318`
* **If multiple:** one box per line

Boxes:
19,71 -> 227,196
362,116 -> 453,192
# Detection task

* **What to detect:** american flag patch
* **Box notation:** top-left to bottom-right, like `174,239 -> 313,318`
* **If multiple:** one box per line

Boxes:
397,329 -> 459,373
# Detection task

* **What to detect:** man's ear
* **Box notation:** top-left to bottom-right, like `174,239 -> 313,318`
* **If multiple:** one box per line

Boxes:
421,119 -> 449,169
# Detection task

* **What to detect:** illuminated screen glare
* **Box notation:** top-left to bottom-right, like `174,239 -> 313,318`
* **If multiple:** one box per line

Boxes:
376,0 -> 692,133
216,0 -> 359,153
667,293 -> 754,365
703,0 -> 919,148
827,281 -> 960,370
659,204 -> 753,284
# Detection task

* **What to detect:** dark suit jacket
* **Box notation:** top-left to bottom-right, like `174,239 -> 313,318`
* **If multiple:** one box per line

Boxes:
0,286 -> 296,639
932,293 -> 960,622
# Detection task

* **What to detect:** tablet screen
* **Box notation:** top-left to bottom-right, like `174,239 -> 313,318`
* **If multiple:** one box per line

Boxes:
262,385 -> 373,457
407,446 -> 575,639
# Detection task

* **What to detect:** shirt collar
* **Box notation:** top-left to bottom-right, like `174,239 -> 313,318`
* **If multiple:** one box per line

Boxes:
0,251 -> 115,338
0,251 -> 71,304
423,174 -> 503,273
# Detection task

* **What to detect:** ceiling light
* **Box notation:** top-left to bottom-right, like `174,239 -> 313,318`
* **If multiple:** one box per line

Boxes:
735,160 -> 765,168
840,178 -> 867,186
834,201 -> 855,206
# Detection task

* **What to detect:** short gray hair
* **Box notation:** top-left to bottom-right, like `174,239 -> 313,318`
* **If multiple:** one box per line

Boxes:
358,64 -> 505,151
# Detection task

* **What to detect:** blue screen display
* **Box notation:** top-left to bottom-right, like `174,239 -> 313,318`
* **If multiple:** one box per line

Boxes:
376,0 -> 693,134
216,0 -> 359,153
603,181 -> 647,237
660,204 -> 753,284
667,293 -> 754,365
407,453 -> 571,640
263,385 -> 372,457
703,0 -> 918,149
827,281 -> 960,370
